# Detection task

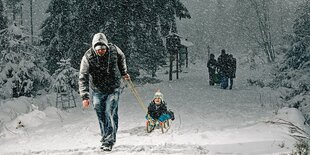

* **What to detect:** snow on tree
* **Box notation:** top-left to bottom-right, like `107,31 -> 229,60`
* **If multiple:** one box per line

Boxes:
0,0 -> 7,30
3,0 -> 22,22
0,0 -> 7,52
126,1 -> 165,77
156,0 -> 191,36
52,58 -> 78,93
272,0 -> 310,123
239,49 -> 265,70
41,0 -> 190,79
0,24 -> 51,99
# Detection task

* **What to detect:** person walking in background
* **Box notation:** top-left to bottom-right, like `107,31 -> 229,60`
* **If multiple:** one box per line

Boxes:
228,54 -> 237,89
207,53 -> 217,85
79,32 -> 130,151
217,49 -> 229,89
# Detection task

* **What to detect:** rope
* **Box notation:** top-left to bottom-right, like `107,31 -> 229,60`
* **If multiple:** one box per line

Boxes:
125,79 -> 154,126
126,79 -> 148,113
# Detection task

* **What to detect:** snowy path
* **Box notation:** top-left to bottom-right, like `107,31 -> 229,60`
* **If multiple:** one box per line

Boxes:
0,64 -> 307,154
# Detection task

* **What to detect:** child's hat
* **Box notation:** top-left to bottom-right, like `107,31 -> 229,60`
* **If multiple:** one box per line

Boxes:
154,90 -> 163,100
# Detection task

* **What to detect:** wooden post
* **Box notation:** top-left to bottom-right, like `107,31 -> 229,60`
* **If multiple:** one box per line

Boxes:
186,48 -> 188,68
176,51 -> 179,79
20,3 -> 23,25
207,45 -> 211,62
179,48 -> 182,71
30,0 -> 33,44
169,53 -> 173,80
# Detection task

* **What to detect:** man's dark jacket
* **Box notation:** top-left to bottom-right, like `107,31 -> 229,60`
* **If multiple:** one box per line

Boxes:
79,33 -> 127,100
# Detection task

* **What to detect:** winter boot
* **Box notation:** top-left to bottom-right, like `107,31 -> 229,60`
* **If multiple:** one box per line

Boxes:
101,144 -> 113,151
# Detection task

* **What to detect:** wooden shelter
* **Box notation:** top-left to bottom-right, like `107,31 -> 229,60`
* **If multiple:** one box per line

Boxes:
165,33 -> 193,80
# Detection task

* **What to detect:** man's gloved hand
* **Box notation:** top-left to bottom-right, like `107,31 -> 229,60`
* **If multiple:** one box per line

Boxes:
82,99 -> 90,108
122,73 -> 130,80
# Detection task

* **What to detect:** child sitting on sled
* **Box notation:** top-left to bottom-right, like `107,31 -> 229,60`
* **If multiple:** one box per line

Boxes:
146,90 -> 175,123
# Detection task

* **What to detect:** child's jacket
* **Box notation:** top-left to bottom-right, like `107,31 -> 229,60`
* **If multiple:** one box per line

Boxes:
147,101 -> 168,119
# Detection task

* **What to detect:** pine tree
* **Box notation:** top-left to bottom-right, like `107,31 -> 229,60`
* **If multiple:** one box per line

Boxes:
4,0 -> 22,21
281,0 -> 310,74
127,0 -> 190,77
0,0 -> 7,54
273,0 -> 310,122
42,0 -> 190,78
67,0 -> 111,70
0,24 -> 51,99
41,0 -> 73,74
52,58 -> 79,92
0,0 -> 7,30
131,0 -> 166,77
155,0 -> 191,36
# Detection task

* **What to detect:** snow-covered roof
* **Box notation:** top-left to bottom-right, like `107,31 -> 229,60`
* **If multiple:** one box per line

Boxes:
165,32 -> 183,38
180,38 -> 194,47
165,33 -> 194,47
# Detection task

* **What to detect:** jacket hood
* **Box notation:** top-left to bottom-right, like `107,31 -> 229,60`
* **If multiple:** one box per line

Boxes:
92,33 -> 109,50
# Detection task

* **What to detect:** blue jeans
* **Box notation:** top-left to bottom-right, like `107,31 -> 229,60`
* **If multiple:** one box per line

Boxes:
220,72 -> 228,89
93,89 -> 120,146
158,114 -> 171,122
229,78 -> 233,89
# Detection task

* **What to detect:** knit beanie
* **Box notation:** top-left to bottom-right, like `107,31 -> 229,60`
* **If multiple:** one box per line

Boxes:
154,91 -> 163,101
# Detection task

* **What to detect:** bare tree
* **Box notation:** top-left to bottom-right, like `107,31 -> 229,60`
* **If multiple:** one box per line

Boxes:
30,0 -> 33,44
249,0 -> 275,62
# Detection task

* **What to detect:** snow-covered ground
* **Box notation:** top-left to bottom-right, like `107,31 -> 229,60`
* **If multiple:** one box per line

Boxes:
0,62 -> 309,155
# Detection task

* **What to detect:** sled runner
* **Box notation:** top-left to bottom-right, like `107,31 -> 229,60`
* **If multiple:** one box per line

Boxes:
146,119 -> 172,133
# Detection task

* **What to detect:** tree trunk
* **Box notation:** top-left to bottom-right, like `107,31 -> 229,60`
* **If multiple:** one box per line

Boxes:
169,54 -> 173,80
250,0 -> 275,62
20,3 -> 23,25
30,0 -> 33,44
176,52 -> 179,79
